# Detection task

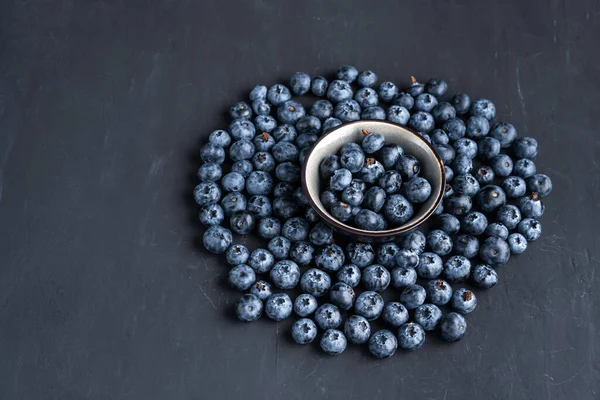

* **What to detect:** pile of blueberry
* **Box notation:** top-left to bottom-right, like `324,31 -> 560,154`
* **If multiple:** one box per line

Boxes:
195,65 -> 552,358
320,130 -> 432,230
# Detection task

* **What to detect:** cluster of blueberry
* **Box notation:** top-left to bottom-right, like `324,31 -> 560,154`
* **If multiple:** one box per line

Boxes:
320,130 -> 432,230
194,65 -> 552,358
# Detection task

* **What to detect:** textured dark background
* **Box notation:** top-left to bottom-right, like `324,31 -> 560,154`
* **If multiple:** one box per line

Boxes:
1,0 -> 599,399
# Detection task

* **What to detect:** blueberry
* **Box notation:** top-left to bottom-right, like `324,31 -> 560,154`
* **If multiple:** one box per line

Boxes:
466,115 -> 490,139
250,280 -> 274,301
478,137 -> 501,160
339,149 -> 365,174
519,195 -> 544,221
453,235 -> 479,260
445,166 -> 455,182
444,194 -> 473,216
451,288 -> 477,314
229,119 -> 256,141
383,195 -> 414,226
203,226 -> 232,254
272,125 -> 298,144
277,100 -> 306,125
431,129 -> 449,146
294,293 -> 318,317
280,217 -> 309,242
490,122 -> 517,148
252,99 -> 271,115
329,282 -> 356,310
404,177 -> 432,203
353,209 -> 380,230
397,322 -> 425,351
289,72 -> 311,95
443,183 -> 455,199
518,218 -> 542,241
401,230 -> 427,254
308,222 -> 333,247
484,222 -> 509,239
374,243 -> 399,268
257,115 -> 278,133
475,185 -> 506,212
296,115 -> 321,134
199,143 -> 225,165
314,303 -> 343,330
376,146 -> 403,171
310,99 -> 334,120
361,106 -> 386,120
220,172 -> 245,192
408,111 -> 435,133
229,139 -> 256,162
479,237 -> 511,265
442,118 -> 467,141
377,171 -> 402,195
451,155 -> 473,175
275,162 -> 301,183
265,260 -> 300,290
526,174 -> 552,197
362,264 -> 391,291
355,87 -> 379,108
314,244 -> 344,272
318,156 -> 341,181
354,291 -> 384,320
454,138 -> 478,159
451,93 -> 471,114
359,158 -> 385,184
512,136 -> 538,159
343,315 -> 371,345
475,166 -> 495,185
426,279 -> 453,305
322,117 -> 343,133
273,197 -> 299,219
400,284 -> 426,310
387,105 -> 410,125
304,207 -> 319,223
391,267 -> 417,290
334,99 -> 361,122
425,78 -> 448,98
252,152 -> 275,172
490,154 -> 514,177
328,169 -> 352,192
230,211 -> 255,234
443,255 -> 472,282
416,252 -> 443,279
408,76 -> 425,96
341,187 -> 364,207
198,203 -> 225,227
470,98 -> 496,120
501,176 -> 526,199
472,264 -> 498,288
208,129 -> 231,148
434,144 -> 456,165
289,241 -> 315,266
373,81 -> 398,103
369,330 -> 398,358
414,93 -> 438,112
245,171 -> 273,195
337,65 -> 359,82
452,174 -> 480,197
427,230 -> 453,256
265,293 -> 293,321
357,70 -> 378,87
508,232 -> 528,254
268,236 -> 291,260
232,160 -> 253,178
461,211 -> 488,235
414,304 -> 442,331
320,329 -> 347,355
346,242 -> 375,268
311,76 -> 329,97
337,264 -> 361,288
236,294 -> 263,322
330,201 -> 352,222
513,158 -> 537,178
327,80 -> 353,103
497,204 -> 522,229
257,217 -> 281,239
267,84 -> 292,106
363,186 -> 387,213
394,248 -> 419,268
247,195 -> 272,218
440,312 -> 467,342
291,318 -> 318,345
228,264 -> 256,291
432,102 -> 457,124
226,244 -> 250,266
250,85 -> 267,101
230,101 -> 252,120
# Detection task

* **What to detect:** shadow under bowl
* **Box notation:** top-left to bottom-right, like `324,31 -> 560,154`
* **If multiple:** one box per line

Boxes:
301,120 -> 445,243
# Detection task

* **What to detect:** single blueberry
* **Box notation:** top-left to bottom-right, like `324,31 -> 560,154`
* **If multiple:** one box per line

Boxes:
346,242 -> 376,268
327,80 -> 353,103
198,203 -> 225,227
252,152 -> 275,172
497,204 -> 522,229
471,264 -> 498,289
320,329 -> 347,355
382,302 -> 409,328
490,121 -> 517,148
416,252 -> 443,279
479,236 -> 511,265
232,160 -> 253,178
309,222 -> 334,246
275,162 -> 301,183
357,70 -> 378,87
247,195 -> 272,218
268,236 -> 291,259
291,318 -> 318,345
513,136 -> 538,159
414,304 -> 442,331
518,218 -> 542,241
330,201 -> 353,222
414,93 -> 438,113
354,291 -> 385,320
526,174 -> 552,197
229,119 -> 256,141
391,267 -> 418,289
484,222 -> 509,240
461,211 -> 488,235
277,100 -> 306,125
236,294 -> 263,322
221,172 -> 245,192
490,154 -> 514,177
453,234 -> 480,258
427,230 -> 453,256
442,118 -> 466,141
362,106 -> 386,120
310,99 -> 334,120
397,322 -> 425,351
344,315 -> 371,344
252,99 -> 271,115
249,85 -> 267,101
257,217 -> 281,239
202,226 -> 232,254
337,264 -> 361,288
451,288 -> 477,314
478,137 -> 501,160
300,268 -> 331,297
400,284 -> 426,310
433,101 -> 458,124
513,158 -> 537,178
334,99 -> 361,122
431,129 -> 449,146
229,211 -> 256,234
311,76 -> 329,97
255,115 -> 277,133
518,192 -> 545,218
444,194 -> 473,216
408,76 -> 425,96
230,101 -> 252,120
315,303 -> 343,330
369,330 -> 398,359
386,105 -> 410,125
425,78 -> 448,98
296,115 -> 321,134
451,154 -> 473,175
378,171 -> 403,194
359,158 -> 385,184
229,139 -> 256,162
289,72 -> 311,95
336,65 -> 359,82
426,279 -> 453,306
434,143 -> 456,165
377,81 -> 399,102
200,143 -> 226,164
454,138 -> 478,158
476,185 -> 507,212
289,241 -> 315,266
273,197 -> 299,219
508,232 -> 528,254
443,255 -> 472,282
440,312 -> 467,342
209,129 -> 231,148
248,248 -> 275,274
401,230 -> 427,254
383,195 -> 414,226
253,133 -> 276,153
362,264 -> 391,291
322,117 -> 343,133
408,111 -> 435,133
466,115 -> 490,139
226,244 -> 250,266
250,280 -> 273,301
329,282 -> 356,310
404,177 -> 432,203
265,293 -> 293,321
451,93 -> 471,114
267,84 -> 292,106
451,174 -> 480,198
228,264 -> 256,291
293,293 -> 318,317
475,166 -> 495,185
355,87 -> 379,108
315,244 -> 345,272
470,98 -> 496,120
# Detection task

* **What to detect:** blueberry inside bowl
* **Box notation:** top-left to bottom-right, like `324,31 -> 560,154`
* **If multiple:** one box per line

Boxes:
301,120 -> 445,242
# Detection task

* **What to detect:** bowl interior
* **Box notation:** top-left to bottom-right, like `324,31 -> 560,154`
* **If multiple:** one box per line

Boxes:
302,120 -> 445,237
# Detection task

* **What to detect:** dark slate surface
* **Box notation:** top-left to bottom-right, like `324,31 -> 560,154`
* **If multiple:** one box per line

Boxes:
1,1 -> 599,399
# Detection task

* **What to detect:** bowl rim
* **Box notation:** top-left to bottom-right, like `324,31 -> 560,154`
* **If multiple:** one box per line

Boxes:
301,120 -> 446,238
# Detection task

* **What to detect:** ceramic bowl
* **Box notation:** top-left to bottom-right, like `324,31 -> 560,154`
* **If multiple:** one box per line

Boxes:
301,120 -> 445,243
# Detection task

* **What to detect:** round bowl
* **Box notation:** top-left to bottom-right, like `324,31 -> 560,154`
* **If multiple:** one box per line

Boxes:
301,120 -> 445,243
